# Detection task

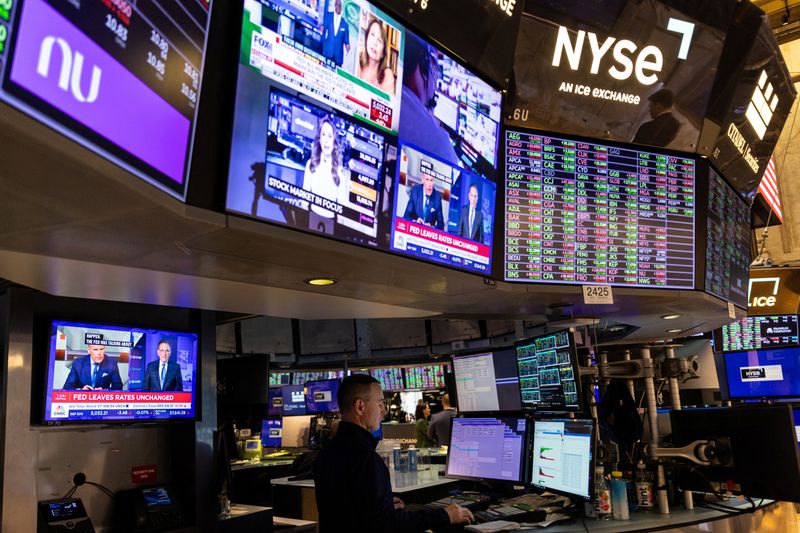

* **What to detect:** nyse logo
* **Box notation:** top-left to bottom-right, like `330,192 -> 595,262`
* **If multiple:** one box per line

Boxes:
745,70 -> 778,140
741,368 -> 766,380
37,36 -> 102,103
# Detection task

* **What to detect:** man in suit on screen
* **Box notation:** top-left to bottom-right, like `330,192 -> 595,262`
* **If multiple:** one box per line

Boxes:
456,183 -> 483,242
63,344 -> 123,390
142,340 -> 183,392
403,172 -> 444,230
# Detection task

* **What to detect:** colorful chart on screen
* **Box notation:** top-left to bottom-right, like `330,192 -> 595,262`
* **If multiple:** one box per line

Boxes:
0,0 -> 210,198
503,129 -> 696,287
717,315 -> 800,353
370,367 -> 403,390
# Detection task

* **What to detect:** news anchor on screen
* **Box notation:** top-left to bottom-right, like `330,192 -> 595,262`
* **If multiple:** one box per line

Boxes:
303,116 -> 346,235
142,340 -> 183,392
62,344 -> 123,391
356,17 -> 396,95
321,0 -> 350,67
456,183 -> 483,242
403,172 -> 444,229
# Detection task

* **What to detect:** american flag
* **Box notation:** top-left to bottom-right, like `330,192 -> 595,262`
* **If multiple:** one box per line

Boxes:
757,156 -> 782,222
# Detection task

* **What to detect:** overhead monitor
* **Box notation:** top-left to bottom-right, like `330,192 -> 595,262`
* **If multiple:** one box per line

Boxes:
714,315 -> 800,353
305,379 -> 340,413
267,387 -> 283,416
503,129 -> 696,287
269,372 -> 291,387
43,320 -> 198,424
404,364 -> 447,390
370,367 -> 404,391
703,167 -> 750,308
452,350 -> 521,412
723,347 -> 800,399
261,418 -> 282,448
515,330 -> 583,412
226,0 -> 502,275
0,0 -> 211,198
529,418 -> 594,499
670,405 -> 800,502
446,417 -> 528,484
293,370 -> 344,385
281,384 -> 307,416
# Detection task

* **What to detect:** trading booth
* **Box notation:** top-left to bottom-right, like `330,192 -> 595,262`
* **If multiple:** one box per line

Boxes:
0,0 -> 798,532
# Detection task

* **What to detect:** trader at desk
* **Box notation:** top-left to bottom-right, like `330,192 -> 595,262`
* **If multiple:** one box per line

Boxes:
314,374 -> 473,532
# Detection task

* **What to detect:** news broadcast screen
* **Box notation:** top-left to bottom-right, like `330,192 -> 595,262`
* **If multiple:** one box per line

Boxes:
305,379 -> 341,413
43,320 -> 198,423
226,0 -> 502,276
724,347 -> 800,399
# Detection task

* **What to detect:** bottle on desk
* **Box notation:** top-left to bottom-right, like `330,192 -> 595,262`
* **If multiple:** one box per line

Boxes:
594,467 -> 612,520
610,471 -> 630,520
635,461 -> 654,512
408,446 -> 418,472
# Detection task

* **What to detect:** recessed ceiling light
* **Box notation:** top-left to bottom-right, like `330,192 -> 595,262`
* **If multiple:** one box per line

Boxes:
666,329 -> 682,334
661,314 -> 681,320
305,278 -> 337,286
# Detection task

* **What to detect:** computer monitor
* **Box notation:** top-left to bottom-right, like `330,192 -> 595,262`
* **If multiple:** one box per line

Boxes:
452,349 -> 521,412
268,388 -> 283,417
281,384 -> 307,416
529,418 -> 594,499
713,315 -> 800,353
794,408 -> 800,444
446,417 -> 528,483
723,347 -> 800,399
515,330 -> 583,412
305,379 -> 340,414
261,419 -> 283,448
670,405 -> 800,502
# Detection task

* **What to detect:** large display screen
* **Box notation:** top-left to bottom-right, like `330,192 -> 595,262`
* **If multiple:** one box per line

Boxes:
715,315 -> 800,353
724,348 -> 800,399
530,418 -> 594,499
281,384 -> 307,415
262,418 -> 283,448
269,372 -> 291,387
305,379 -> 340,413
226,0 -> 502,275
370,367 -> 404,390
43,320 -> 198,423
704,168 -> 750,308
516,330 -> 582,412
293,370 -> 344,385
404,364 -> 446,389
446,417 -> 527,483
503,129 -> 696,287
0,0 -> 210,198
452,350 -> 521,412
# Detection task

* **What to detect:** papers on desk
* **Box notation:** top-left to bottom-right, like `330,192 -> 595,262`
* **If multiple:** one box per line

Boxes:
465,520 -> 520,532
520,512 -> 571,528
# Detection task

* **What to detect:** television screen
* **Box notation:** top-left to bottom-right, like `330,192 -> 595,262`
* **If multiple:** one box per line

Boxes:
269,372 -> 291,386
530,418 -> 594,499
294,370 -> 345,385
226,0 -> 502,275
404,365 -> 447,389
503,129 -> 697,287
515,330 -> 582,412
261,418 -> 283,448
281,384 -> 307,415
452,350 -> 521,412
370,367 -> 404,391
268,387 -> 283,416
43,320 -> 198,423
446,417 -> 528,483
305,379 -> 340,413
0,0 -> 211,198
723,347 -> 800,399
704,167 -> 750,308
715,315 -> 800,353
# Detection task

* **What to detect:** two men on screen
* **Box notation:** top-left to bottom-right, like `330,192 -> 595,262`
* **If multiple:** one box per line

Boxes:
456,183 -> 483,242
63,344 -> 123,391
403,172 -> 444,229
142,340 -> 183,392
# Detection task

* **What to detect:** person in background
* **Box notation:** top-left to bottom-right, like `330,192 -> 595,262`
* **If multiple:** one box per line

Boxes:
427,393 -> 456,447
632,88 -> 681,147
414,402 -> 434,448
63,344 -> 123,391
314,375 -> 473,531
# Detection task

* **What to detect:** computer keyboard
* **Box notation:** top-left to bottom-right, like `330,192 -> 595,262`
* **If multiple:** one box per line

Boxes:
407,495 -> 547,524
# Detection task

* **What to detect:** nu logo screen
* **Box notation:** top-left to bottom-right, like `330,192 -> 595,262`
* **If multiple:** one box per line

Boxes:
745,70 -> 778,140
37,36 -> 101,103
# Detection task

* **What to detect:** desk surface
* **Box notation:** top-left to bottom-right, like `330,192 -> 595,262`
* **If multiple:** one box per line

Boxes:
231,458 -> 296,471
272,465 -> 458,494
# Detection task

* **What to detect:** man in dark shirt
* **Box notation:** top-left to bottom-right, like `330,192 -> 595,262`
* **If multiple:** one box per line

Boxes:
314,374 -> 473,532
427,393 -> 457,447
632,88 -> 681,147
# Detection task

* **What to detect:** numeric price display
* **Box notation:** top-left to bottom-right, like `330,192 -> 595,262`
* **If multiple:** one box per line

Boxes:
503,130 -> 696,288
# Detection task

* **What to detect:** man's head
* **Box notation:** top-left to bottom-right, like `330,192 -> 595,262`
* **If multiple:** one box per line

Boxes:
468,184 -> 479,209
337,374 -> 385,432
87,344 -> 106,364
647,88 -> 674,119
156,340 -> 171,363
441,393 -> 451,408
334,0 -> 341,14
422,173 -> 435,196
402,35 -> 438,110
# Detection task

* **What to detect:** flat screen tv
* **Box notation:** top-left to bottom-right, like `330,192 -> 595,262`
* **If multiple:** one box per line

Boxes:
723,347 -> 800,399
268,387 -> 283,416
305,379 -> 340,413
515,329 -> 583,412
43,320 -> 198,424
452,350 -> 521,412
282,384 -> 307,416
713,315 -> 800,353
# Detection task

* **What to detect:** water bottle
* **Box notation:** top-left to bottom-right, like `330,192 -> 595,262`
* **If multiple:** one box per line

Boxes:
408,446 -> 418,472
635,461 -> 654,512
393,446 -> 402,471
611,471 -> 630,520
594,468 -> 612,520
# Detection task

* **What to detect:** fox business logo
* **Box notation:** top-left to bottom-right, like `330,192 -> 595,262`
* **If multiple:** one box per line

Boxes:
745,70 -> 778,140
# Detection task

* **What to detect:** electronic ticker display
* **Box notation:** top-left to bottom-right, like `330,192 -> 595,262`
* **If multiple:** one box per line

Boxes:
370,367 -> 404,391
704,167 -> 750,308
0,0 -> 210,198
503,130 -> 696,287
716,315 -> 800,353
404,365 -> 447,389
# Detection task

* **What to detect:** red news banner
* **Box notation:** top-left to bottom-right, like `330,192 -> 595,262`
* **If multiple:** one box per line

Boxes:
395,218 -> 490,264
53,391 -> 192,404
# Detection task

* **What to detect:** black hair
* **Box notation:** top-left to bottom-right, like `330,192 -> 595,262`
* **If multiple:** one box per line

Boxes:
648,88 -> 674,108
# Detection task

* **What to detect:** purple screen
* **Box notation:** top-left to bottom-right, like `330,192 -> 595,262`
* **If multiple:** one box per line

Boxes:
446,417 -> 527,482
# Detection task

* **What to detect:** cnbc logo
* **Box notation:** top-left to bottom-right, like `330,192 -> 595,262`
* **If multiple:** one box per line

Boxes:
745,70 -> 778,140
